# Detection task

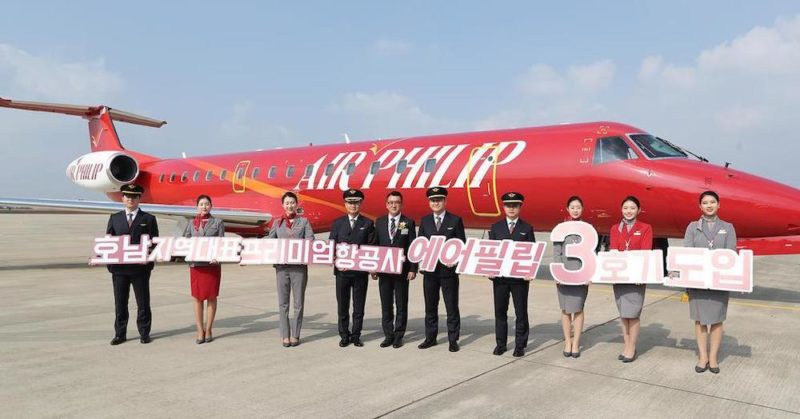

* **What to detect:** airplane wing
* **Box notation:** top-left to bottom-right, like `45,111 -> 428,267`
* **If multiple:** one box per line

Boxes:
0,198 -> 271,228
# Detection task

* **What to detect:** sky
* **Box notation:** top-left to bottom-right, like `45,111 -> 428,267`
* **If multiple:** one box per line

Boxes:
1,1 -> 799,199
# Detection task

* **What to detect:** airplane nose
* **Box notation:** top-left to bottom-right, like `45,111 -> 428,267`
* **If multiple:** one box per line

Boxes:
714,168 -> 800,237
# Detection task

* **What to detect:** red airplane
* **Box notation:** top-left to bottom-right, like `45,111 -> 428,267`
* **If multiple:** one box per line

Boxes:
1,97 -> 799,255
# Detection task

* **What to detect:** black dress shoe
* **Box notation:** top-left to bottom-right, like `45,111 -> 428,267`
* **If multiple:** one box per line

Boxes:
282,341 -> 291,347
449,341 -> 460,352
563,351 -> 572,357
392,337 -> 404,348
695,363 -> 709,373
380,338 -> 394,348
617,354 -> 624,361
571,351 -> 581,358
197,338 -> 206,345
709,364 -> 720,374
622,351 -> 637,363
140,335 -> 152,344
290,339 -> 300,347
352,337 -> 364,347
513,348 -> 525,357
493,346 -> 507,356
418,339 -> 437,349
110,336 -> 126,346
339,337 -> 350,347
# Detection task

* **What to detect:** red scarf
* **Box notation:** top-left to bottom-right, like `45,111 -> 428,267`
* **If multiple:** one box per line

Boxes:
193,213 -> 211,229
280,213 -> 297,229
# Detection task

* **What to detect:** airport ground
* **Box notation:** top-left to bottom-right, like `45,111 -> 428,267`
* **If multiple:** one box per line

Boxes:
1,215 -> 798,418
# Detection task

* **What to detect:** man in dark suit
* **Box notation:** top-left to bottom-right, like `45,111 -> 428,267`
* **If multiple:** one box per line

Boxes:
329,189 -> 375,347
106,184 -> 159,345
488,192 -> 535,357
417,186 -> 466,352
371,191 -> 418,349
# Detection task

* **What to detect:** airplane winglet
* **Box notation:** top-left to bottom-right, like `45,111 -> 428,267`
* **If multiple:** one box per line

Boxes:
0,97 -> 166,128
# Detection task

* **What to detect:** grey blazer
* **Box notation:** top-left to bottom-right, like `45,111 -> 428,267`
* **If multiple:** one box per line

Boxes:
267,216 -> 314,240
182,216 -> 225,266
683,218 -> 737,250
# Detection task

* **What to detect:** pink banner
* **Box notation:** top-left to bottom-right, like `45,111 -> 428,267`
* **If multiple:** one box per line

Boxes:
90,236 -> 404,274
666,247 -> 753,292
407,237 -> 547,279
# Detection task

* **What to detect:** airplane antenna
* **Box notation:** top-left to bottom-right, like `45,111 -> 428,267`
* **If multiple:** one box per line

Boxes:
181,152 -> 187,159
342,133 -> 351,144
725,162 -> 731,168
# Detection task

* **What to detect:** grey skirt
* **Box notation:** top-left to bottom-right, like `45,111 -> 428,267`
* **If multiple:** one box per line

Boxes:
688,288 -> 729,325
556,284 -> 588,314
613,284 -> 646,319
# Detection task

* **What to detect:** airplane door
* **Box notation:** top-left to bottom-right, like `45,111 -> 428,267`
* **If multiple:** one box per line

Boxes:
233,160 -> 251,193
466,145 -> 501,217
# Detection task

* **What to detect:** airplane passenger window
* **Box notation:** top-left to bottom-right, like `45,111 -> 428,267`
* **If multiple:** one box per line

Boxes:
192,170 -> 200,182
629,134 -> 688,159
268,166 -> 277,179
424,158 -> 436,173
346,162 -> 356,175
169,173 -> 176,183
369,161 -> 380,175
304,165 -> 313,177
593,137 -> 638,164
396,160 -> 407,173
220,170 -> 228,180
236,168 -> 245,180
325,164 -> 334,176
181,171 -> 188,182
286,166 -> 295,178
205,170 -> 212,181
159,174 -> 165,183
252,167 -> 260,179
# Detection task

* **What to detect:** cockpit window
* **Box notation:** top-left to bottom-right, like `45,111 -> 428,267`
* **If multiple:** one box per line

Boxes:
629,134 -> 688,159
593,136 -> 638,164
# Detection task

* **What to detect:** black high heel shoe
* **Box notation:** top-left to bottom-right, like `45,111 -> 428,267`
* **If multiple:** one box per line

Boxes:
695,362 -> 709,373
709,364 -> 720,374
622,351 -> 637,363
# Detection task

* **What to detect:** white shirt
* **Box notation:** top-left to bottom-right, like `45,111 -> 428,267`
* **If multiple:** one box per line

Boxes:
433,211 -> 446,225
506,217 -> 518,233
125,208 -> 139,221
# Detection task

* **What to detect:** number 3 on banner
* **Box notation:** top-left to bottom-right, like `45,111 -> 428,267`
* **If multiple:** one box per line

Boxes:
549,221 -> 598,285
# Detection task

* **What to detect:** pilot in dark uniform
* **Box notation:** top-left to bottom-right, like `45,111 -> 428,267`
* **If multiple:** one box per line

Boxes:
417,187 -> 466,352
488,192 -> 535,357
329,189 -> 375,347
106,184 -> 159,345
371,191 -> 418,349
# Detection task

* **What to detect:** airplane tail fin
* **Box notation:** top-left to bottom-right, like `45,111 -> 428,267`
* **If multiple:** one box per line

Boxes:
0,97 -> 166,160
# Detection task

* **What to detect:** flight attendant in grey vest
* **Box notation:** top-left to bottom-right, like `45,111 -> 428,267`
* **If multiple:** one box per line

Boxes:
552,195 -> 590,358
683,190 -> 737,374
268,191 -> 315,347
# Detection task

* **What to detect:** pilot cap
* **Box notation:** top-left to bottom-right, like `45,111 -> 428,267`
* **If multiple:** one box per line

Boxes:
426,186 -> 448,199
501,192 -> 524,204
121,184 -> 144,196
343,189 -> 364,202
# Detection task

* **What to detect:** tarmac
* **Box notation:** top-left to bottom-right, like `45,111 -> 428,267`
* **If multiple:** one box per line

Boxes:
1,214 -> 798,418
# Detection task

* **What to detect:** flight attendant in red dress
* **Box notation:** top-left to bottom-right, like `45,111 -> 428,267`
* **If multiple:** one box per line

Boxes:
609,195 -> 652,363
183,194 -> 225,344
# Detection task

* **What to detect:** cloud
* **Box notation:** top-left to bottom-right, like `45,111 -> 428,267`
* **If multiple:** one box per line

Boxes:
476,15 -> 800,186
0,42 -> 126,198
374,39 -> 412,56
0,43 -> 124,102
330,91 -> 455,139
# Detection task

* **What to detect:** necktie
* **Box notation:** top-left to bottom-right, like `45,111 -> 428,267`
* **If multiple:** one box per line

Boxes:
127,213 -> 133,227
390,218 -> 397,239
509,221 -> 515,234
349,217 -> 355,230
435,216 -> 442,231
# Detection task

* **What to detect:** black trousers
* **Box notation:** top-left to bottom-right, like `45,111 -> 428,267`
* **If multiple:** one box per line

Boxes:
335,274 -> 369,339
423,274 -> 460,342
493,278 -> 530,349
112,272 -> 152,338
378,274 -> 409,340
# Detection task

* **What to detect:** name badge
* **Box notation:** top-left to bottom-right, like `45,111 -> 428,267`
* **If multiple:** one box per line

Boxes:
359,227 -> 366,230
634,231 -> 642,236
401,229 -> 409,235
718,230 -> 727,234
447,227 -> 454,230
140,223 -> 147,226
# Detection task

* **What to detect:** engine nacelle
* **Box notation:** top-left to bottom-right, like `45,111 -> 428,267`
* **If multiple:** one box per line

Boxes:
66,151 -> 139,192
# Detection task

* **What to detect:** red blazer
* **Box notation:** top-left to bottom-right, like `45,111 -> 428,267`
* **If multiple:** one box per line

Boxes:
609,220 -> 653,251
